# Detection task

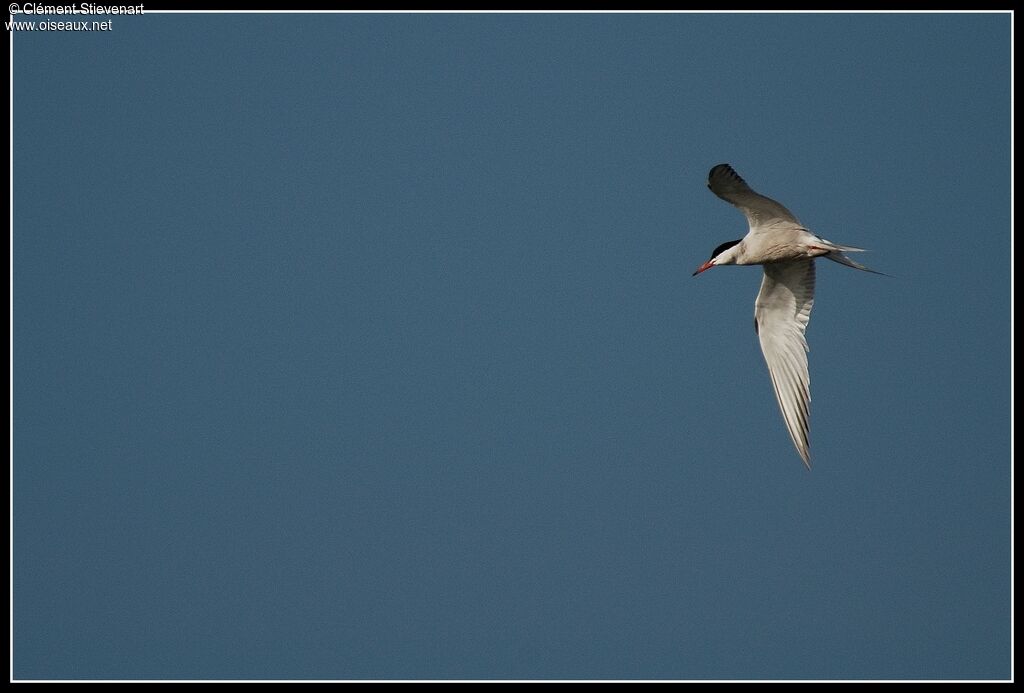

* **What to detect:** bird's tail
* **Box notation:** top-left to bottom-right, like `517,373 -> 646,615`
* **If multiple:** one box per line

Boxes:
819,240 -> 888,275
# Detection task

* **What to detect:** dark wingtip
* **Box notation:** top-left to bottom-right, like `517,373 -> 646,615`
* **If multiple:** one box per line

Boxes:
707,163 -> 747,190
708,163 -> 735,177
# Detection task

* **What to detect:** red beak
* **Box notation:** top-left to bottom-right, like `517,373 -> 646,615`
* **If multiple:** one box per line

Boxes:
692,260 -> 714,276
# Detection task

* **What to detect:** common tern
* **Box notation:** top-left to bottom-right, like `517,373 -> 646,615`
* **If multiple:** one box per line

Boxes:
693,164 -> 881,468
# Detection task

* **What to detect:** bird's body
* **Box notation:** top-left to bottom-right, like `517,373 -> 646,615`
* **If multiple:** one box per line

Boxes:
694,164 -> 879,468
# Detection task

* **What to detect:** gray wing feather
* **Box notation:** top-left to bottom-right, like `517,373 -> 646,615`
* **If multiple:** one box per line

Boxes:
754,259 -> 815,468
708,164 -> 801,229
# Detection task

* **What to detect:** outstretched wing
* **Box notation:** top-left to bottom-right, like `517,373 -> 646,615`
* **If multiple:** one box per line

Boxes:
708,163 -> 801,230
754,259 -> 815,468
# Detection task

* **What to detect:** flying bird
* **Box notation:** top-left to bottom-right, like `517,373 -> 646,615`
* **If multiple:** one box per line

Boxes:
693,164 -> 881,468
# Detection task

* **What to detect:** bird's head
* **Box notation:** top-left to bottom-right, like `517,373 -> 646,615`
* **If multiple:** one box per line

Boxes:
693,239 -> 742,276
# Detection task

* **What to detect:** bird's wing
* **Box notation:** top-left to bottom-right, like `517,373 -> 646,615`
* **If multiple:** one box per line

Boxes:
754,259 -> 815,468
708,163 -> 801,229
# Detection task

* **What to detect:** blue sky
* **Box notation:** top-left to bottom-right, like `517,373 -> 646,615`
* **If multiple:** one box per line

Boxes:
12,12 -> 1010,680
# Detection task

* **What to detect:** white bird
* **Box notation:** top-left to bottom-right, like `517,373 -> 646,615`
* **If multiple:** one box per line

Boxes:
693,164 -> 881,468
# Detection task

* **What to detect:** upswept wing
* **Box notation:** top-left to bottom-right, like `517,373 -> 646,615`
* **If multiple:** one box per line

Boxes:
708,163 -> 801,230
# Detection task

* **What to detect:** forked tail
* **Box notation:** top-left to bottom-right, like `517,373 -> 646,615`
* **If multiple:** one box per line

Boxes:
819,240 -> 888,275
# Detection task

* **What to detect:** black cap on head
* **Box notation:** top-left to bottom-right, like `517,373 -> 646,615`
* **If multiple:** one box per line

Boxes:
709,239 -> 741,260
